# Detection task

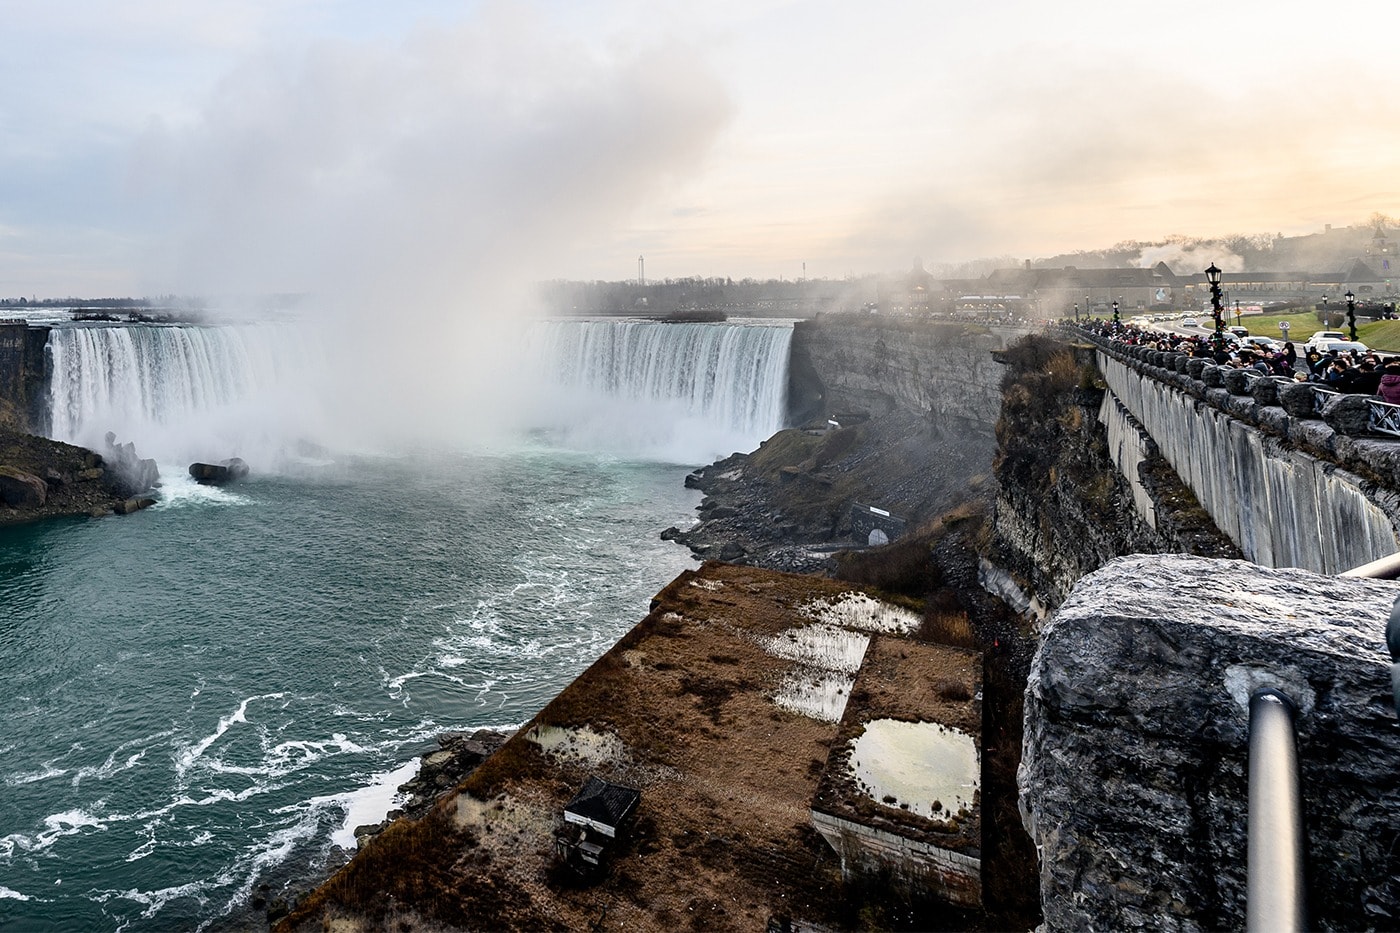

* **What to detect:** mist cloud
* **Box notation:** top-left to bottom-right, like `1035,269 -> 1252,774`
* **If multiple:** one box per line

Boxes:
132,4 -> 732,447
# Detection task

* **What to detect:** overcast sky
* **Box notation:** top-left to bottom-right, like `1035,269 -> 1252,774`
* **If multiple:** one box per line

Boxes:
4,0 -> 1399,298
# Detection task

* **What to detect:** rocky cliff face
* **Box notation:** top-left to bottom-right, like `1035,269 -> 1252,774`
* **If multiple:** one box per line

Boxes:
674,317 -> 1014,572
0,323 -> 49,432
988,335 -> 1239,611
788,316 -> 1016,430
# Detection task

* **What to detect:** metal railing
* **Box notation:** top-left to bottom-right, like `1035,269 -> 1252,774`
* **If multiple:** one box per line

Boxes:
1248,688 -> 1306,933
1368,398 -> 1400,437
1310,385 -> 1339,414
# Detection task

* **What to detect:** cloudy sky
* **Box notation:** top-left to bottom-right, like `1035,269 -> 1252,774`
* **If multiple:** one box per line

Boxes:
3,0 -> 1398,299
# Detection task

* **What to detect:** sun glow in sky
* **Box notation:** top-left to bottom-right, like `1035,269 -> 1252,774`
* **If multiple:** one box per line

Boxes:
3,0 -> 1399,298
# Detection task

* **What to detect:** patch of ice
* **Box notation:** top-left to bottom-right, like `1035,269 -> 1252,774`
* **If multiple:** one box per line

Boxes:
847,719 -> 979,819
772,668 -> 856,723
761,624 -> 870,674
799,592 -> 919,634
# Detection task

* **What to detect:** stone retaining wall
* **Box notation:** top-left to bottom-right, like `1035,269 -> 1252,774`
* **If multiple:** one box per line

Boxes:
1088,333 -> 1400,573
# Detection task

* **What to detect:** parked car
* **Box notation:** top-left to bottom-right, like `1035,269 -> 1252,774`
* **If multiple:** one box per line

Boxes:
1318,340 -> 1370,355
1227,325 -> 1250,338
1239,336 -> 1282,352
1303,331 -> 1349,351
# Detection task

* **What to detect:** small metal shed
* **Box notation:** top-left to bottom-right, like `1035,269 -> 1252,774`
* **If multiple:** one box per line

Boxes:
563,776 -> 640,838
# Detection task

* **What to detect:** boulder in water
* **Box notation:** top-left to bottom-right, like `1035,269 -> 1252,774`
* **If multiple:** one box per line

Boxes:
112,497 -> 157,515
189,458 -> 250,486
0,465 -> 47,508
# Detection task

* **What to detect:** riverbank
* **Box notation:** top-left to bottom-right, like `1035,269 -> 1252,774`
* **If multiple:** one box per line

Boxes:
665,410 -> 996,573
0,428 -> 155,523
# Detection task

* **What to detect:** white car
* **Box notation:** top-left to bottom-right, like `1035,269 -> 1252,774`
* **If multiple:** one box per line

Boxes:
1180,318 -> 1200,328
1303,331 -> 1349,351
1317,340 -> 1370,355
1239,336 -> 1282,352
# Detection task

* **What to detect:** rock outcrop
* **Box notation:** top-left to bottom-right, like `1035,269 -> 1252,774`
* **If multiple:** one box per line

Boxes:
351,729 -> 508,848
989,335 -> 1239,610
189,457 -> 249,485
102,432 -> 160,497
1021,553 -> 1400,931
671,317 -> 1016,572
0,428 -> 151,524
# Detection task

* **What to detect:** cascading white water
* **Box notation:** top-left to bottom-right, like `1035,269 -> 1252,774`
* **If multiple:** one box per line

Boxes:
523,319 -> 793,463
46,323 -> 327,467
43,317 -> 794,469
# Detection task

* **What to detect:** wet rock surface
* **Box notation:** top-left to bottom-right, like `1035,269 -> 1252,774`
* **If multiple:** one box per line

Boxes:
352,729 -> 509,847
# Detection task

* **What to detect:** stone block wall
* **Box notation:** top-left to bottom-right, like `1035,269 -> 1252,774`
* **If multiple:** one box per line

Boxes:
1021,554 -> 1400,931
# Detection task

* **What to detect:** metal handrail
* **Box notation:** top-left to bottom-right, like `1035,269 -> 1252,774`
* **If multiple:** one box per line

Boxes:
1310,385 -> 1340,414
1339,552 -> 1400,579
1247,688 -> 1306,933
1367,398 -> 1400,438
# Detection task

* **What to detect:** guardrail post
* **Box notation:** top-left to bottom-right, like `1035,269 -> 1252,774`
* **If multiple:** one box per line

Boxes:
1247,687 -> 1306,933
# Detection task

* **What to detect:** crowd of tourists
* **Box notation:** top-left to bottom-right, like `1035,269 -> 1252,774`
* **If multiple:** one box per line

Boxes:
1075,319 -> 1400,406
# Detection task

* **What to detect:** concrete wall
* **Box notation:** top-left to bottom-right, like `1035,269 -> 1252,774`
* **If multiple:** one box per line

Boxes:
1100,393 -> 1160,532
811,809 -> 981,908
1097,348 -> 1400,574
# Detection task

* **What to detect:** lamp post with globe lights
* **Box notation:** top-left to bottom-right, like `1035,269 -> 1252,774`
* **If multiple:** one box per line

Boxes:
1346,290 -> 1357,342
1206,263 -> 1225,348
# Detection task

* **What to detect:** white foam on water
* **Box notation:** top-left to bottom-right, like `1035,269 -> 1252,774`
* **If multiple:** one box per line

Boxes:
1,808 -> 111,857
311,757 -> 421,851
4,764 -> 69,787
150,469 -> 253,509
97,876 -> 217,924
0,885 -> 31,900
847,719 -> 980,820
175,693 -> 286,779
799,592 -> 920,634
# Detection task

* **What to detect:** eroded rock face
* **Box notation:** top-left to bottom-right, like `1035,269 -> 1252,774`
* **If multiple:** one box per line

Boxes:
1020,554 -> 1400,931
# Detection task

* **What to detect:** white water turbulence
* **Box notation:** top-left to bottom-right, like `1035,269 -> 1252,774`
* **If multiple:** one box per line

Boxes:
522,319 -> 792,464
46,322 -> 330,470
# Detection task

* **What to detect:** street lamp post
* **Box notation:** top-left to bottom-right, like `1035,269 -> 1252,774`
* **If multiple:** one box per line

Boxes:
1346,290 -> 1357,341
1073,302 -> 1079,321
1206,263 -> 1225,348
1112,299 -> 1120,327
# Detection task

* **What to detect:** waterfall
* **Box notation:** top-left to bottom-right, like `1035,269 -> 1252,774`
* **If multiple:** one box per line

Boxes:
46,323 -> 326,467
524,319 -> 793,463
42,318 -> 795,469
